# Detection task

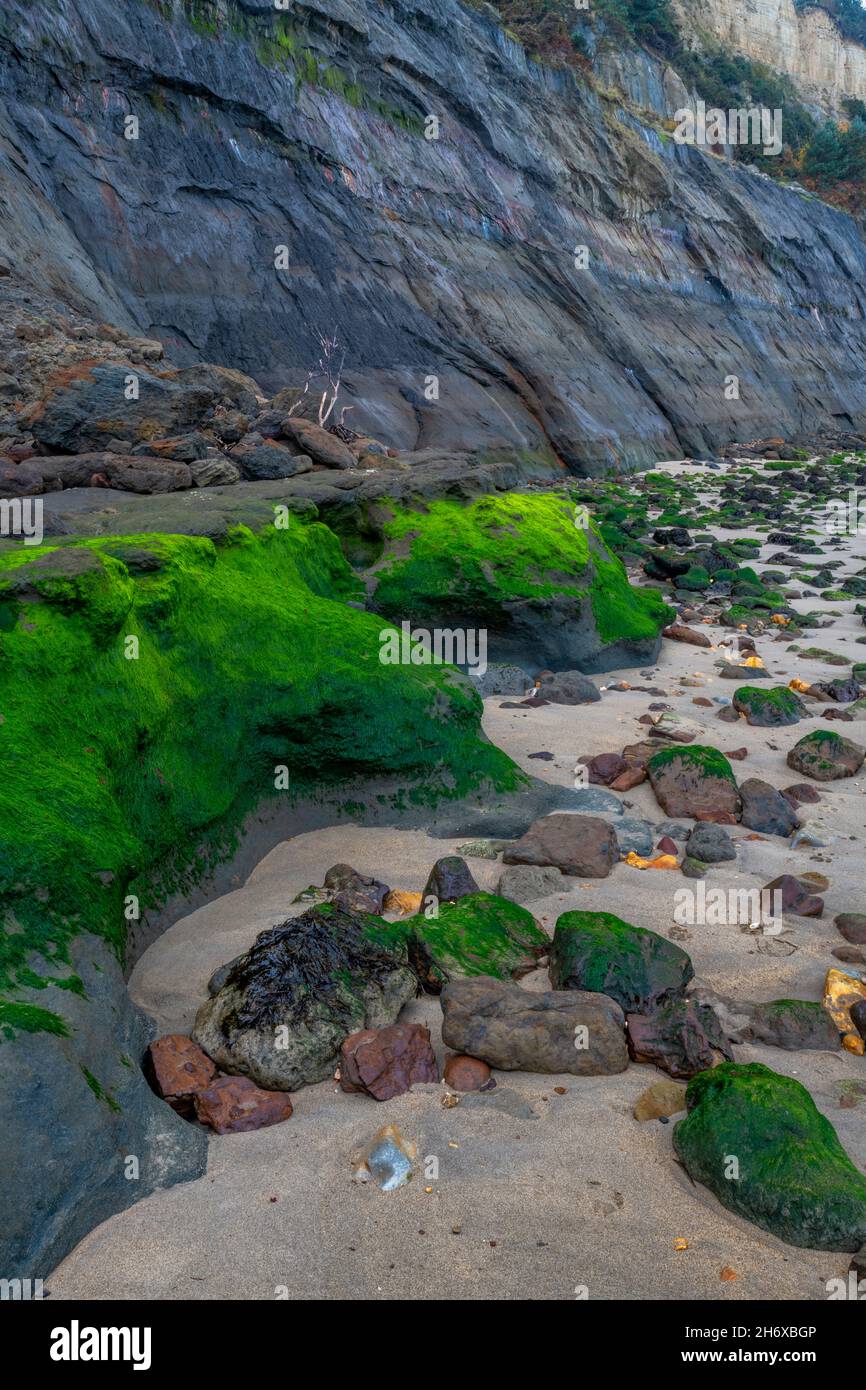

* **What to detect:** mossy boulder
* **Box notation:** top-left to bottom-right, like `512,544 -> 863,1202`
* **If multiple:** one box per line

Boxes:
646,745 -> 742,820
192,905 -> 418,1090
0,519 -> 518,1272
404,892 -> 548,991
368,494 -> 669,673
733,685 -> 806,727
787,729 -> 865,781
673,1062 -> 866,1250
549,910 -> 693,1014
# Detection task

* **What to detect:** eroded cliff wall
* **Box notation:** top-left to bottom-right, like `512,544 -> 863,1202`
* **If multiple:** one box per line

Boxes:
675,0 -> 866,113
1,0 -> 866,470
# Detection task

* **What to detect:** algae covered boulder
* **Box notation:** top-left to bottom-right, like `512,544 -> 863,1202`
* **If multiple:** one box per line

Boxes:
787,729 -> 865,781
193,905 -> 417,1091
733,685 -> 806,727
405,892 -> 548,991
646,745 -> 742,820
549,910 -> 693,1014
673,1062 -> 866,1250
368,494 -> 669,673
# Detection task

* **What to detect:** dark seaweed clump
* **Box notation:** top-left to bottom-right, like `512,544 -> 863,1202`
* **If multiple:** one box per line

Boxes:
222,905 -> 411,1033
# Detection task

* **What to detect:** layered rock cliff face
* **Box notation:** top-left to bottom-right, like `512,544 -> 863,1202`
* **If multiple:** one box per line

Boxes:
1,0 -> 866,473
675,0 -> 866,114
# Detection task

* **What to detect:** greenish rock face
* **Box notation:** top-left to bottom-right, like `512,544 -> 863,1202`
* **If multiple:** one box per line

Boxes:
673,1062 -> 866,1251
646,744 -> 741,820
733,685 -> 806,727
786,728 -> 865,781
405,892 -> 549,991
368,493 -> 669,672
0,520 -> 518,1041
549,910 -> 693,1014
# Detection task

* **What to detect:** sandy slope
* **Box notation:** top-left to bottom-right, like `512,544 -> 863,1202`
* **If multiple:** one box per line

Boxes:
49,463 -> 866,1301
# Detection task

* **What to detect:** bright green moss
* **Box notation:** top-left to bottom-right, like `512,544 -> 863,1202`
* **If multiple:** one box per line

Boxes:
0,1002 -> 70,1041
674,1062 -> 866,1250
646,744 -> 737,783
550,909 -> 693,1013
0,520 -> 519,1038
370,494 -> 668,646
406,892 -> 548,989
733,685 -> 805,726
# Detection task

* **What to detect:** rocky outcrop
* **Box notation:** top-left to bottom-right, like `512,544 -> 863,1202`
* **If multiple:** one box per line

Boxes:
3,0 -> 866,470
675,0 -> 866,114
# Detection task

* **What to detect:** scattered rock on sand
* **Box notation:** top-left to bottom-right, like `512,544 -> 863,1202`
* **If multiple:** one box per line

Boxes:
786,729 -> 865,781
440,975 -> 628,1075
733,685 -> 806,726
550,910 -> 693,1013
763,874 -> 824,918
443,1053 -> 492,1091
646,745 -> 742,820
693,987 -> 841,1051
663,623 -> 712,648
339,1023 -> 438,1100
673,1062 -> 866,1250
739,778 -> 800,837
422,855 -> 480,903
626,997 -> 732,1078
534,671 -> 601,705
836,914 -> 866,946
503,813 -> 619,878
192,905 -> 417,1091
781,783 -> 822,805
497,863 -> 564,904
193,1076 -> 294,1134
633,1079 -> 688,1120
324,863 -> 390,914
144,1034 -> 217,1116
686,822 -> 736,863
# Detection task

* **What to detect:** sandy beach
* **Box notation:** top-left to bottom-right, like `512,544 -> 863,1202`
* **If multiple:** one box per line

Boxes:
45,462 -> 866,1302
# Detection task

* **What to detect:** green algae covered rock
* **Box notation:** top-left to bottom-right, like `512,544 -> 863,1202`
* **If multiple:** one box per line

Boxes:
787,728 -> 865,781
549,910 -> 693,1014
0,520 -> 518,1035
368,493 -> 669,673
646,744 -> 741,820
673,1062 -> 866,1250
405,892 -> 549,991
733,685 -> 807,728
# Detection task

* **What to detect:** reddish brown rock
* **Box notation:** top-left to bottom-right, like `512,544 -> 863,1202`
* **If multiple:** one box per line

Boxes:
503,813 -> 619,878
193,1075 -> 293,1133
763,874 -> 824,919
663,623 -> 712,648
656,836 -> 679,855
443,1053 -> 492,1092
782,783 -> 822,805
340,1023 -> 439,1100
145,1034 -> 217,1116
693,810 -> 738,824
835,914 -> 866,946
584,752 -> 627,785
724,747 -> 749,761
610,765 -> 647,791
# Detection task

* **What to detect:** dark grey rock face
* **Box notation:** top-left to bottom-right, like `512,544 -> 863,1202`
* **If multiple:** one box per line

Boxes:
2,0 -> 866,469
0,939 -> 207,1279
